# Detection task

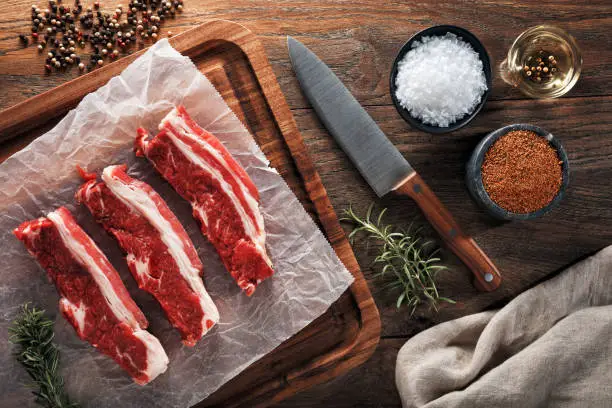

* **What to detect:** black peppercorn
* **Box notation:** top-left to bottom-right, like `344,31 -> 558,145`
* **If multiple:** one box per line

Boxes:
24,0 -> 187,75
523,50 -> 559,84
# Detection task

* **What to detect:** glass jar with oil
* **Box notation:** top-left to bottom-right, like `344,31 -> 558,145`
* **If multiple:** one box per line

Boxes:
500,25 -> 582,98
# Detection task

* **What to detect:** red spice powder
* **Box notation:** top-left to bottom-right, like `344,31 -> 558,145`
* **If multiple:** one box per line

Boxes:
481,130 -> 563,214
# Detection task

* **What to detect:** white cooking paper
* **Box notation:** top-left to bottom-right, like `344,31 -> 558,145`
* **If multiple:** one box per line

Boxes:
0,40 -> 354,408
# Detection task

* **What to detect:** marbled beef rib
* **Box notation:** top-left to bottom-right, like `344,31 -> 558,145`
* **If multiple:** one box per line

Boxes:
76,165 -> 219,346
135,106 -> 274,296
13,207 -> 169,385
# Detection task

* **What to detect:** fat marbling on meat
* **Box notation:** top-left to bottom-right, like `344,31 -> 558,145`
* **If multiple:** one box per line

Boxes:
76,165 -> 219,346
14,207 -> 169,385
135,106 -> 274,296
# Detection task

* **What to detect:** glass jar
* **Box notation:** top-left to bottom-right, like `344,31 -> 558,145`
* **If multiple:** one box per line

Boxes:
500,25 -> 582,99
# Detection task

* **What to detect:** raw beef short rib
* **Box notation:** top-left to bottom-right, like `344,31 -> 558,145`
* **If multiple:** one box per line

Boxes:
135,106 -> 274,295
76,164 -> 219,346
13,207 -> 169,385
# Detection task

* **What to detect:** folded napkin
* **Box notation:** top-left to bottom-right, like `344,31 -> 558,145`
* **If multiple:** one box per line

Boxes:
396,246 -> 612,408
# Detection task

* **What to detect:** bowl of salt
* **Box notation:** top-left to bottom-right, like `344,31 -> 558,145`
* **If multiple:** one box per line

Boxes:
390,25 -> 492,133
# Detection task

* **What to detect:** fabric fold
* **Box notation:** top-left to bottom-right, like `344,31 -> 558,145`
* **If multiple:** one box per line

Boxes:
396,246 -> 612,408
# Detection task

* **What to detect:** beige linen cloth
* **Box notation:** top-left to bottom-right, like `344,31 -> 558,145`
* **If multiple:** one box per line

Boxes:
396,246 -> 612,408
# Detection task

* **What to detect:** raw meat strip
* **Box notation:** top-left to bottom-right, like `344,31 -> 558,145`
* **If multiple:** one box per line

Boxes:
13,207 -> 169,385
135,106 -> 274,296
76,165 -> 219,346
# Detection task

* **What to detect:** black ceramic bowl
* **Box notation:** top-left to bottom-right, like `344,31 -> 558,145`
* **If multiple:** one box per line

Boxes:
390,25 -> 492,134
466,124 -> 570,221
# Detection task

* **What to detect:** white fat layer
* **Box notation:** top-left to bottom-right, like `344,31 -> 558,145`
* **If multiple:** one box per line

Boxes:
47,210 -> 140,329
127,253 -> 150,282
103,166 -> 219,329
162,110 -> 270,266
132,329 -> 169,384
21,218 -> 46,239
59,298 -> 87,335
115,346 -> 137,372
195,205 -> 208,228
84,181 -> 104,211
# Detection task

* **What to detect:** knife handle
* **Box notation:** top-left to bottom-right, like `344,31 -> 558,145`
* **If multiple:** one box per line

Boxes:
395,173 -> 501,291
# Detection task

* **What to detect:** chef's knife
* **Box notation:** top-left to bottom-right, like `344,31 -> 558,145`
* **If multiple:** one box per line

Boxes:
287,37 -> 501,291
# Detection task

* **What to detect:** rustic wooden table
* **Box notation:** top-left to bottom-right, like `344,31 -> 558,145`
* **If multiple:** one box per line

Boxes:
1,1 -> 611,407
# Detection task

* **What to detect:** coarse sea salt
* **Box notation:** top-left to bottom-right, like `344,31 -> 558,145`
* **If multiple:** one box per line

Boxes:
394,33 -> 488,128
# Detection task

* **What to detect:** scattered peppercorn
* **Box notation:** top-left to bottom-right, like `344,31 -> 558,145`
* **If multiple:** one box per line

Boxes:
21,0 -> 184,74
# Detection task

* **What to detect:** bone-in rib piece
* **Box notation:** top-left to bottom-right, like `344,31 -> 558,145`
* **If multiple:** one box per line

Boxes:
135,106 -> 274,295
76,165 -> 219,346
14,207 -> 168,385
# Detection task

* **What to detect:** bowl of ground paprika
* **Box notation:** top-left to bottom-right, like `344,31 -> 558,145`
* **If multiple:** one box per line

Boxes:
466,124 -> 570,220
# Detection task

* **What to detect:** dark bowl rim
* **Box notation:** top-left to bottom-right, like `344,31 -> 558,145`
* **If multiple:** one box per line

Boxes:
467,123 -> 570,220
389,25 -> 492,134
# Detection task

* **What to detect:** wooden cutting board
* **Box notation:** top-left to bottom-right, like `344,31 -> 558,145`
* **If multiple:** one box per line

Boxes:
0,20 -> 381,407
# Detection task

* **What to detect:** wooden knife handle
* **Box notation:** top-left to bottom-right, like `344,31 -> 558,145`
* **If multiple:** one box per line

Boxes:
394,172 -> 501,291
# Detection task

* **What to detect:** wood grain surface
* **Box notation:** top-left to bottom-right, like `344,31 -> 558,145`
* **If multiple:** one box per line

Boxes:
1,1 -> 612,407
0,20 -> 381,408
395,173 -> 502,291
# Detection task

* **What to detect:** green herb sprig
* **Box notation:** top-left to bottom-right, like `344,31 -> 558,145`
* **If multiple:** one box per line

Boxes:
342,205 -> 454,315
9,303 -> 79,408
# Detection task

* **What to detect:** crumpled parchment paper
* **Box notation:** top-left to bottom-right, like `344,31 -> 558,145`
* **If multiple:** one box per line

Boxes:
0,39 -> 354,408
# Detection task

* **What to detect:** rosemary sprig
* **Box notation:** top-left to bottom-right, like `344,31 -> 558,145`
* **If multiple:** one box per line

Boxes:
342,205 -> 454,315
9,303 -> 79,408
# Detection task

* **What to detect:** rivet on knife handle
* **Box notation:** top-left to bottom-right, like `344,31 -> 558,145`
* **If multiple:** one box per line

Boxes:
394,172 -> 502,291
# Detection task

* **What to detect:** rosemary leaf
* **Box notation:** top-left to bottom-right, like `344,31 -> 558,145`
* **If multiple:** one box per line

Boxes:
9,303 -> 79,408
342,204 -> 454,315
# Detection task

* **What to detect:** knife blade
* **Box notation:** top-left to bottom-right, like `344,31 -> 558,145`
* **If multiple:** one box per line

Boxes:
287,37 -> 413,197
288,36 -> 501,291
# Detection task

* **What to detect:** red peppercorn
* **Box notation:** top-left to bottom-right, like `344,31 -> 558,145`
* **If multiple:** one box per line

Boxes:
32,32 -> 39,39
45,64 -> 52,72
